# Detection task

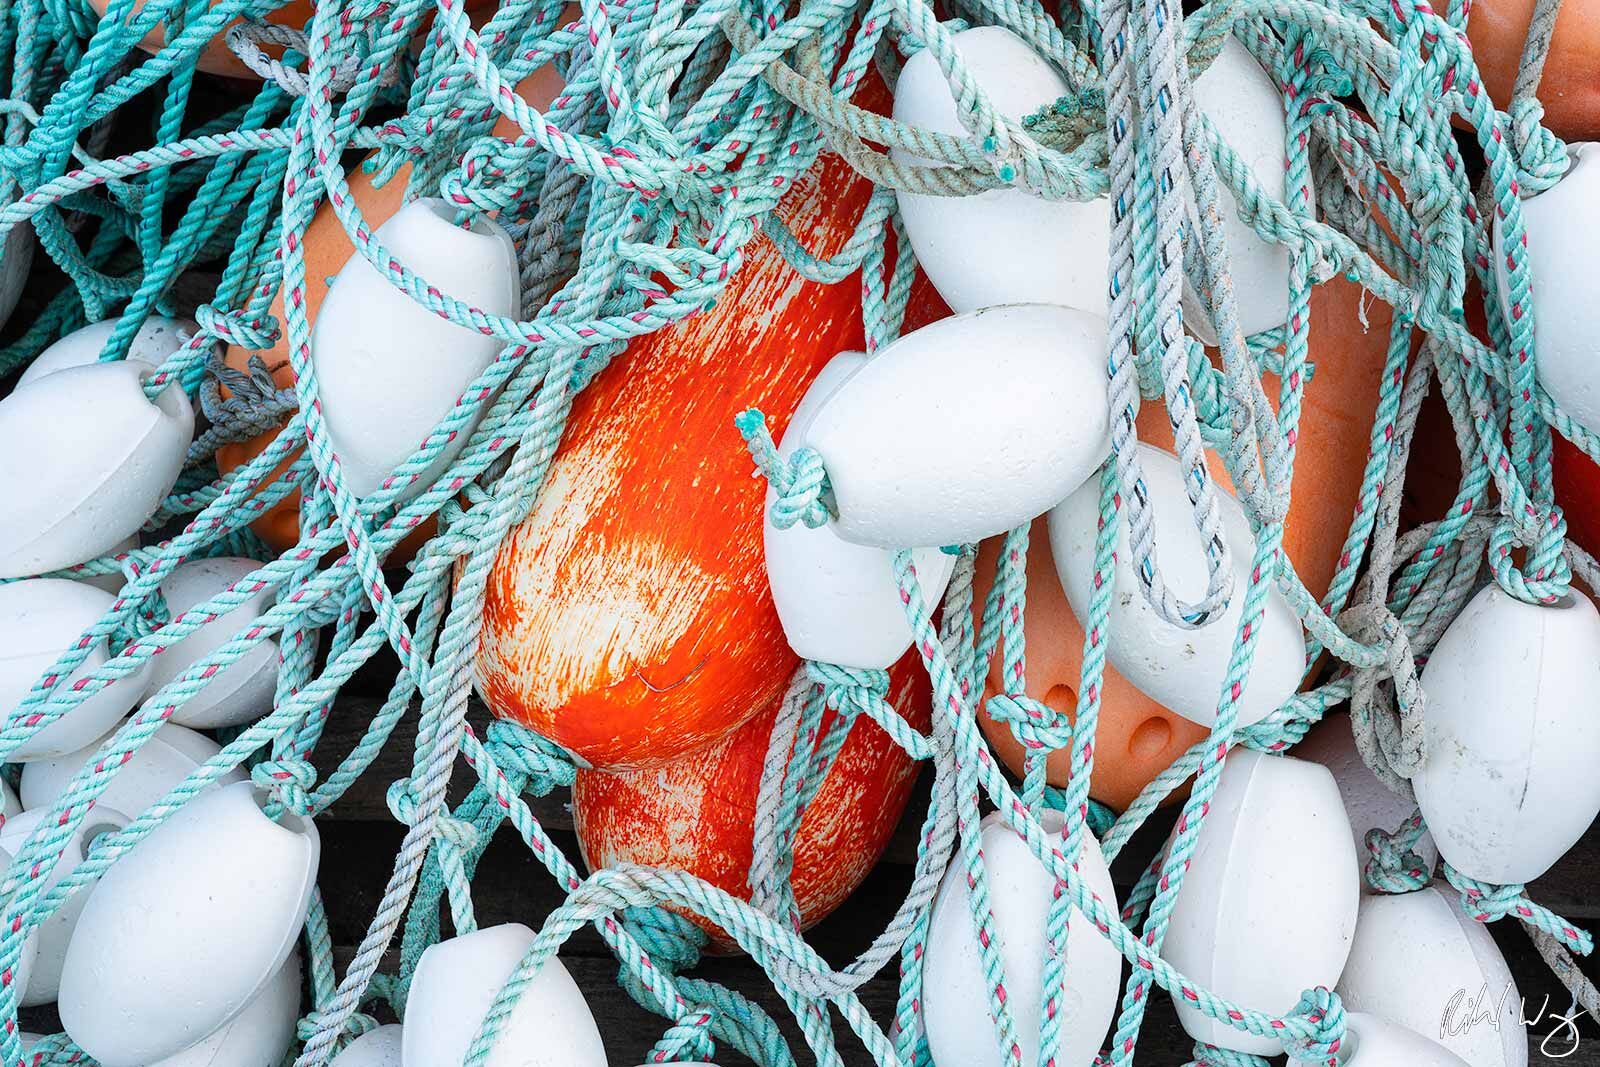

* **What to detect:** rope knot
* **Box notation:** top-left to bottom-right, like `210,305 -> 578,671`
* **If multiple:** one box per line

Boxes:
735,409 -> 834,529
251,758 -> 317,818
385,779 -> 481,850
985,692 -> 1075,751
1280,986 -> 1347,1065
298,1008 -> 379,1046
647,1008 -> 718,1065
483,718 -> 577,797
1507,99 -> 1571,195
194,303 -> 279,353
804,661 -> 889,721
1361,824 -> 1431,893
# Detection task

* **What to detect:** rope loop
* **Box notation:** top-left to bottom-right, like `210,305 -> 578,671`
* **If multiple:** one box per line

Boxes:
1442,862 -> 1594,954
985,691 -> 1075,752
252,758 -> 319,819
1506,98 -> 1570,195
735,409 -> 834,529
647,1007 -> 718,1064
1361,824 -> 1430,894
1278,986 -> 1347,1066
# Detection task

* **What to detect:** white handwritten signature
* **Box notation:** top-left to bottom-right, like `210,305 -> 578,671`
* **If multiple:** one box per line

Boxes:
1440,982 -> 1588,1059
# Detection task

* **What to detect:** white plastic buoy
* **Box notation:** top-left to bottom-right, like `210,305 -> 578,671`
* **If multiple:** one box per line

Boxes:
0,222 -> 32,332
313,197 -> 521,499
1048,442 -> 1307,728
0,360 -> 194,579
59,781 -> 319,1064
21,719 -> 246,820
1337,886 -> 1525,1067
145,556 -> 280,729
0,579 -> 151,761
331,1025 -> 404,1066
803,305 -> 1111,548
0,806 -> 129,1007
764,351 -> 956,668
1183,38 -> 1301,343
1163,749 -> 1359,1055
17,316 -> 197,389
1287,1011 -> 1471,1066
403,923 -> 606,1067
1414,584 -> 1600,884
922,809 -> 1120,1067
1293,715 -> 1438,890
891,26 -> 1111,315
147,952 -> 302,1067
1493,142 -> 1600,436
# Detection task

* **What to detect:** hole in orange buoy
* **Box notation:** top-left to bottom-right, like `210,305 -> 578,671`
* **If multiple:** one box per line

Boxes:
1128,715 -> 1173,760
1043,683 -> 1077,715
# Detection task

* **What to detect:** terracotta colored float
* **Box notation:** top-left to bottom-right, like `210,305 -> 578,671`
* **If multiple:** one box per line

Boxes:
216,61 -> 565,555
477,80 -> 944,770
1467,0 -> 1600,142
572,654 -> 929,950
976,275 -> 1394,809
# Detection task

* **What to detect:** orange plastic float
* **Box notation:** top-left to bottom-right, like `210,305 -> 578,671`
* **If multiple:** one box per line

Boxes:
216,60 -> 566,555
572,654 -> 930,950
1467,0 -> 1600,142
477,79 -> 945,770
975,275 -> 1396,809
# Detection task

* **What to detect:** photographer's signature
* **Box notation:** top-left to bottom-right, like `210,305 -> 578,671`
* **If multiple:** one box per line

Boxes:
1442,982 -> 1591,1058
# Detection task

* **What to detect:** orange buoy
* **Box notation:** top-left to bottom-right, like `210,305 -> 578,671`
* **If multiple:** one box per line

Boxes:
572,654 -> 929,950
216,61 -> 566,555
976,275 -> 1395,809
477,77 -> 946,769
1467,0 -> 1600,142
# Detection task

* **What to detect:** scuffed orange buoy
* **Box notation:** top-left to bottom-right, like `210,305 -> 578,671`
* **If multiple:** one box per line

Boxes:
975,275 -> 1394,809
572,655 -> 929,950
216,62 -> 566,556
1468,0 -> 1600,142
477,84 -> 945,770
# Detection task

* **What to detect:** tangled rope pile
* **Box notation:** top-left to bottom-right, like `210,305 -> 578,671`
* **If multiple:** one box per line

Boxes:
2,0 -> 1598,1057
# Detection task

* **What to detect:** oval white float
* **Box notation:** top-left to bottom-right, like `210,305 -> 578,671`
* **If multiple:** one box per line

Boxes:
804,304 -> 1111,549
1,806 -> 129,1006
0,579 -> 151,761
147,952 -> 301,1067
403,923 -> 606,1067
146,556 -> 280,729
18,316 -> 197,389
1337,885 -> 1525,1067
765,351 -> 956,668
58,781 -> 319,1064
1163,749 -> 1359,1055
313,197 -> 521,499
1414,584 -> 1600,884
0,360 -> 193,579
892,26 -> 1111,315
1183,38 -> 1301,343
332,1024 -> 404,1066
1293,715 -> 1438,890
21,719 -> 246,820
922,809 -> 1120,1067
1049,442 -> 1306,728
1493,142 -> 1600,436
